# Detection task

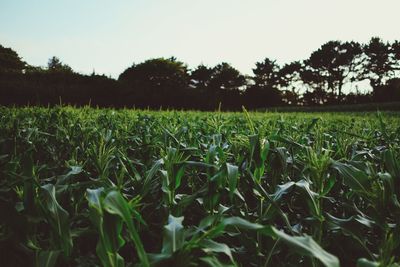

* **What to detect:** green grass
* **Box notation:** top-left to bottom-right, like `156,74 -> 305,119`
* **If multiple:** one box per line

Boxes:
0,106 -> 399,267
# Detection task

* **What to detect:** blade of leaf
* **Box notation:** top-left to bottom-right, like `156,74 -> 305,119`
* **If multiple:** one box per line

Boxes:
162,215 -> 185,254
103,191 -> 149,267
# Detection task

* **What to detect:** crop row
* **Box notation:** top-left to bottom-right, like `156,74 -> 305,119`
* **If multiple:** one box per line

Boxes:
0,107 -> 399,266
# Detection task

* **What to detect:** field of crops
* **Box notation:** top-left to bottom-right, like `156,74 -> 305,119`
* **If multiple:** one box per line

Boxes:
0,107 -> 399,267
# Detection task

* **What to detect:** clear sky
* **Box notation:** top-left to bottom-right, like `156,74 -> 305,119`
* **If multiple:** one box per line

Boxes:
1,0 -> 399,78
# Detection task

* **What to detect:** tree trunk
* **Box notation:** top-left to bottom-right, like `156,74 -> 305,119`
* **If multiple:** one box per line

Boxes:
338,80 -> 343,103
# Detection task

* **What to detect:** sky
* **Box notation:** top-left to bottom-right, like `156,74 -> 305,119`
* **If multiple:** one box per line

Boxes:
1,0 -> 400,78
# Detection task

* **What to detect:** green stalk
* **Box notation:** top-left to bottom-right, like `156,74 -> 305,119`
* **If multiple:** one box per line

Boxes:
263,239 -> 279,267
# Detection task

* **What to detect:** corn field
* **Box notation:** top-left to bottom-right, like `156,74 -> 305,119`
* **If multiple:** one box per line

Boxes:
0,106 -> 399,267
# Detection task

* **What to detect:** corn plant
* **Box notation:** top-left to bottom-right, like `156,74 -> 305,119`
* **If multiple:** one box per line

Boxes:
0,106 -> 399,266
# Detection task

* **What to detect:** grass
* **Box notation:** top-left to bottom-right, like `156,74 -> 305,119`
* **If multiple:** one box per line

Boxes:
0,106 -> 399,267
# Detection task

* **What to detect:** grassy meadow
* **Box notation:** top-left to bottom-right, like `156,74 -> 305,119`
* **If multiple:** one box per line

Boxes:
0,106 -> 399,267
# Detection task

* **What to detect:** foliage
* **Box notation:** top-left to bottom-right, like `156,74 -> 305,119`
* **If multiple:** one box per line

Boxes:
47,56 -> 74,73
0,44 -> 26,73
1,37 -> 400,109
0,107 -> 399,266
303,41 -> 363,102
118,57 -> 190,109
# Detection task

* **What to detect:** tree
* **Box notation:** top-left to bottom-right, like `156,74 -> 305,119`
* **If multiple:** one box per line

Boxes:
302,88 -> 331,106
209,62 -> 246,91
299,65 -> 329,105
252,58 -> 280,88
304,41 -> 362,103
391,41 -> 400,60
279,61 -> 302,105
118,57 -> 190,108
189,65 -> 215,109
360,37 -> 400,101
190,64 -> 213,89
190,63 -> 247,110
392,40 -> 400,81
245,58 -> 282,108
0,44 -> 25,73
361,37 -> 392,89
207,63 -> 247,110
47,56 -> 73,73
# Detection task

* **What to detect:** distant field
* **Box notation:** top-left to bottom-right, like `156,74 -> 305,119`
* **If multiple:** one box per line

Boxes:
0,107 -> 399,267
263,101 -> 400,112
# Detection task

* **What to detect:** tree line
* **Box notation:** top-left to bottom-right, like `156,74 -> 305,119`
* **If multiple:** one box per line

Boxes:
1,37 -> 399,110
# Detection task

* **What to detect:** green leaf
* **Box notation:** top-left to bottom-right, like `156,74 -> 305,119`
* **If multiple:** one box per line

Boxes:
103,191 -> 149,267
86,188 -> 105,230
40,184 -> 72,256
207,217 -> 339,267
162,215 -> 185,254
271,181 -> 295,201
173,163 -> 185,190
270,134 -> 304,148
56,165 -> 83,185
382,149 -> 400,185
36,250 -> 61,267
103,213 -> 126,254
222,216 -> 266,231
87,187 -> 104,214
86,188 -> 125,267
207,216 -> 275,240
272,228 -> 340,267
200,239 -> 234,263
326,213 -> 375,259
331,160 -> 370,195
22,154 -> 35,214
249,134 -> 261,167
226,163 -> 239,200
264,181 -> 295,219
96,239 -> 125,267
143,159 -> 163,196
295,180 -> 321,219
260,139 -> 270,164
356,258 -> 380,267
